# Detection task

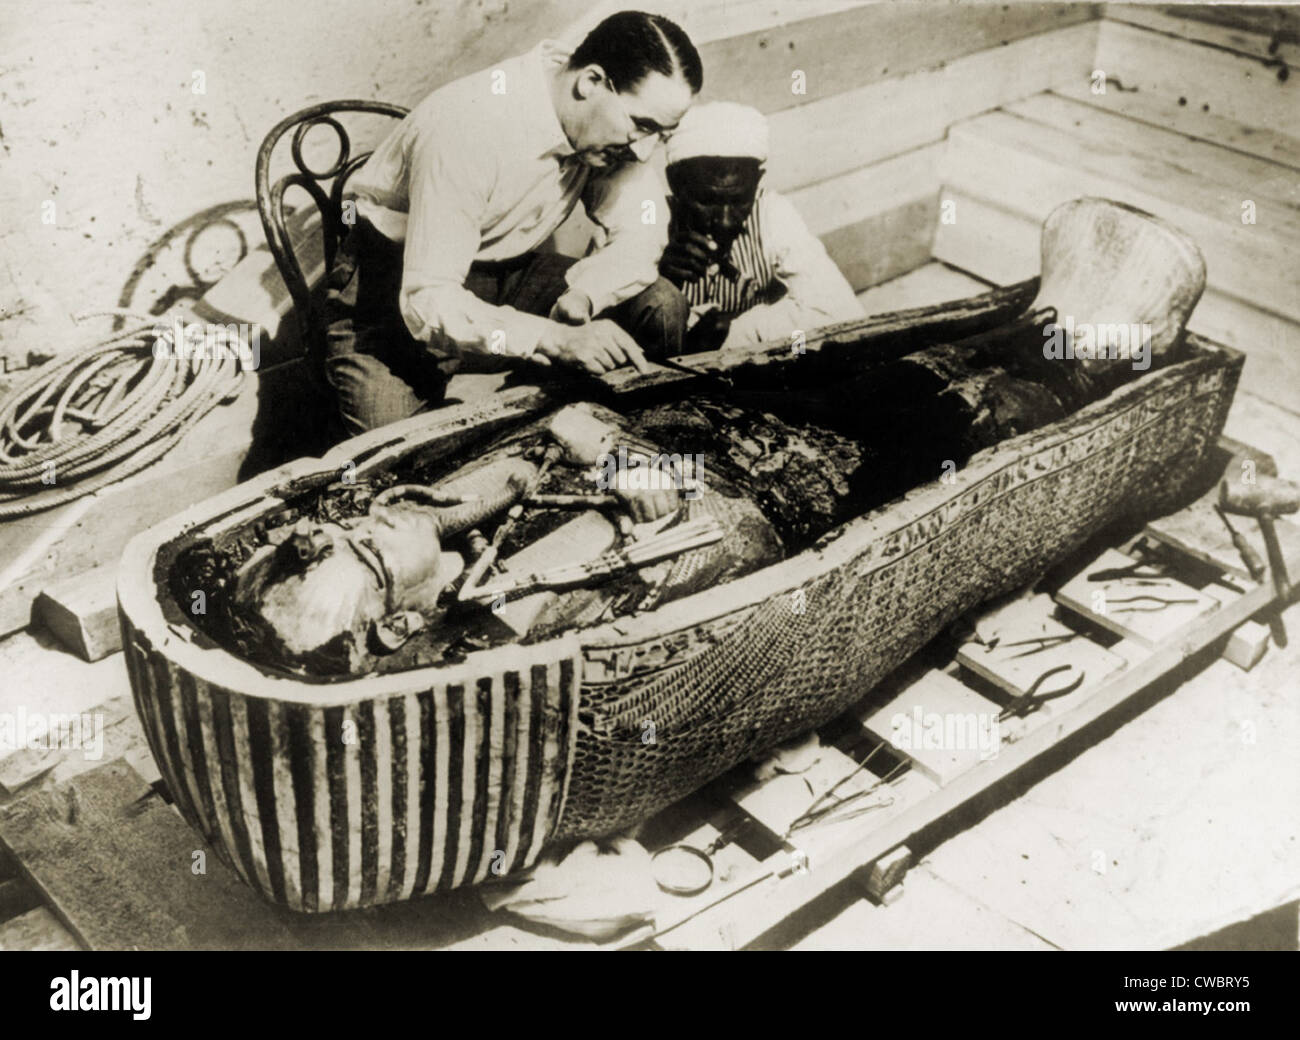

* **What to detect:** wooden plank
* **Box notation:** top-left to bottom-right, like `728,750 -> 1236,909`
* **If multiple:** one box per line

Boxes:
1105,5 -> 1300,72
1093,19 -> 1300,140
0,692 -> 146,799
0,906 -> 80,951
931,190 -> 1300,414
1145,495 -> 1300,582
765,22 -> 1098,193
730,744 -> 876,837
0,876 -> 41,921
1056,78 -> 1300,170
31,565 -> 119,661
1201,582 -> 1271,671
789,143 -> 942,292
1005,92 -> 1300,208
791,862 -> 1055,950
942,110 -> 1300,322
858,670 -> 999,786
957,621 -> 1128,701
1054,548 -> 1221,649
698,1 -> 1099,118
856,262 -> 992,317
0,758 -> 307,950
645,538 -> 1300,949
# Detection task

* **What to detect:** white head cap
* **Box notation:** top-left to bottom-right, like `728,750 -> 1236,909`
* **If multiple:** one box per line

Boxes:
666,101 -> 769,166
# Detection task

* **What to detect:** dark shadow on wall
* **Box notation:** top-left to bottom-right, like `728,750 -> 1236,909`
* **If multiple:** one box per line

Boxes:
114,200 -> 260,325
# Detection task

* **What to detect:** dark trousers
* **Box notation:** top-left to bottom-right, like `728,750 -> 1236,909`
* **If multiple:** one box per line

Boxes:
322,218 -> 687,436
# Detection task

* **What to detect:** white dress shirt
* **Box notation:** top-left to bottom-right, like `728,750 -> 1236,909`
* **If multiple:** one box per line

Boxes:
678,186 -> 864,349
349,41 -> 668,360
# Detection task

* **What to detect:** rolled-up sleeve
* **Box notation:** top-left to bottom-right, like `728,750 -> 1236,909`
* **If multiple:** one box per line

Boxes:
566,159 -> 668,316
723,191 -> 864,349
400,130 -> 555,360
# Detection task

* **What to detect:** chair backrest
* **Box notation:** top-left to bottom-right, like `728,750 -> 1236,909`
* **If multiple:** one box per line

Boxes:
254,100 -> 409,358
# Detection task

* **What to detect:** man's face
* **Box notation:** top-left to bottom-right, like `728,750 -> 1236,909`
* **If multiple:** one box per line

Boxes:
667,157 -> 762,256
570,67 -> 693,168
232,507 -> 448,665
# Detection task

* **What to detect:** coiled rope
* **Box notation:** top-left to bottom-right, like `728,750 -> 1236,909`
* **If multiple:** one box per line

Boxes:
0,310 -> 245,518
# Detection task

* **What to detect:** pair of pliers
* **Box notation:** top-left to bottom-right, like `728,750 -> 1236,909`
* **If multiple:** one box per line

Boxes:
998,664 -> 1086,721
1087,560 -> 1166,582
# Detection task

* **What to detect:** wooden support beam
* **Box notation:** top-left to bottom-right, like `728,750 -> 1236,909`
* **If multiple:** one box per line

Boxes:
856,845 -> 912,906
1093,19 -> 1300,140
0,876 -> 41,922
697,1 -> 1098,118
1104,4 -> 1300,70
32,566 -> 120,662
1004,92 -> 1300,208
0,907 -> 80,951
789,143 -> 942,292
765,22 -> 1098,194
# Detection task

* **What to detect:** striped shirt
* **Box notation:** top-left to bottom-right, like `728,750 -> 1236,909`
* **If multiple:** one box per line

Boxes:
676,186 -> 864,349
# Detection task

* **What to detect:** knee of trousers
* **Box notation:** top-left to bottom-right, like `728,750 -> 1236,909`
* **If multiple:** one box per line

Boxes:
323,352 -> 426,436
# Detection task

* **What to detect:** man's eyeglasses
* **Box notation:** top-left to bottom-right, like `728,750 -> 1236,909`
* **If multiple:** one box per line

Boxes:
604,74 -> 675,143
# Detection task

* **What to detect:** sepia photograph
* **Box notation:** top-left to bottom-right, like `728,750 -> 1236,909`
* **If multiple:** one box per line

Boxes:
0,0 -> 1296,985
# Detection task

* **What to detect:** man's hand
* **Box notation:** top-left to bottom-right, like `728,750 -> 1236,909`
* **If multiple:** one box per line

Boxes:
686,305 -> 732,353
659,229 -> 716,286
549,289 -> 594,326
536,319 -> 651,376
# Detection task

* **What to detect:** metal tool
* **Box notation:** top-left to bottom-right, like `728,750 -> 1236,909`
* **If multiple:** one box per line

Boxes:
1107,593 -> 1199,613
1215,502 -> 1285,645
997,664 -> 1086,721
1000,631 -> 1078,658
1087,560 -> 1167,582
1219,474 -> 1299,647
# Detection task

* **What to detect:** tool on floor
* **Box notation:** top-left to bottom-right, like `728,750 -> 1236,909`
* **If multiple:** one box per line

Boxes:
1215,502 -> 1286,646
1107,593 -> 1200,613
996,664 -> 1086,721
1219,472 -> 1300,647
1087,560 -> 1167,582
1001,631 -> 1079,658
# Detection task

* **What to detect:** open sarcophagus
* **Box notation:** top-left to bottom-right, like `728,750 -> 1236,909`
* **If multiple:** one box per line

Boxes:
117,199 -> 1242,911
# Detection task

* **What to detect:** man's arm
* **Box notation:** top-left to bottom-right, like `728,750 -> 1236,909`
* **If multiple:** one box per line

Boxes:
722,191 -> 864,349
562,159 -> 669,317
399,130 -> 558,362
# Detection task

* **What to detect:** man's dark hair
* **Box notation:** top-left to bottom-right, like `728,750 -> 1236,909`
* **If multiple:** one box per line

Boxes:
570,11 -> 703,95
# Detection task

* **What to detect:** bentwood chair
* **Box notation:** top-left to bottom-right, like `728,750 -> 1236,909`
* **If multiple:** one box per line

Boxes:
254,100 -> 409,360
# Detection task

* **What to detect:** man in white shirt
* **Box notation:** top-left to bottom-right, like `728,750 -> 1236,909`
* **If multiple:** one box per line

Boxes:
325,11 -> 700,435
657,102 -> 864,353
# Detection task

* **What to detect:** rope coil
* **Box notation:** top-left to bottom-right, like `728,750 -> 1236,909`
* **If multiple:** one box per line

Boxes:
0,311 -> 245,518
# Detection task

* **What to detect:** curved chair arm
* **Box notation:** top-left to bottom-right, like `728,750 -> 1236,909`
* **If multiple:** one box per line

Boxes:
254,100 -> 409,357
